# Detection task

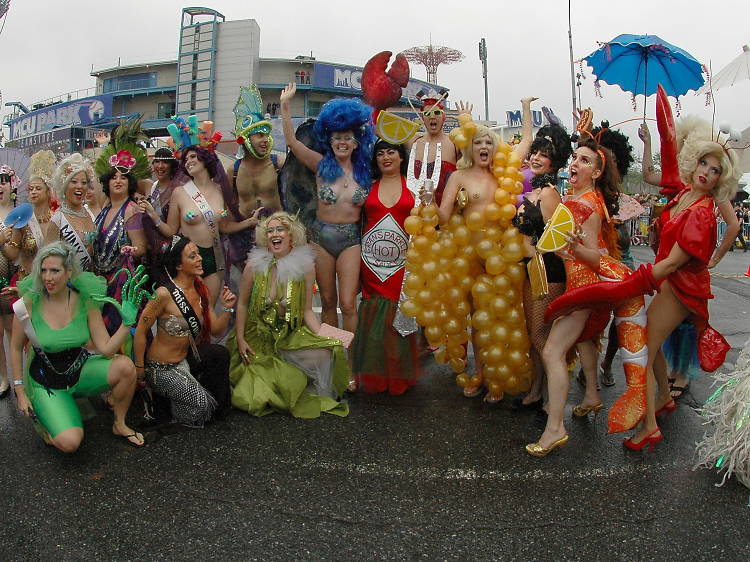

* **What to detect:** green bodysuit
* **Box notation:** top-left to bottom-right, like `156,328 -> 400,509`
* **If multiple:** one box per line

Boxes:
19,273 -> 114,437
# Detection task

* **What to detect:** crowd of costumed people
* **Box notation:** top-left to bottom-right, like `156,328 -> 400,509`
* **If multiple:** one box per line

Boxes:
0,49 -> 748,491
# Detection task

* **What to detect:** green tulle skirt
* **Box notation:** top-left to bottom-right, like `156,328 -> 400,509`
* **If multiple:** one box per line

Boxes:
227,321 -> 349,418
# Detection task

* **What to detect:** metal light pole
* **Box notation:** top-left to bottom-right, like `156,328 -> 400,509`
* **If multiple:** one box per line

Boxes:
567,0 -> 578,129
479,38 -> 489,121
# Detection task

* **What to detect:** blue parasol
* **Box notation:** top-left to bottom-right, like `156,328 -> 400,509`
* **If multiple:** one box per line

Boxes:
583,34 -> 705,114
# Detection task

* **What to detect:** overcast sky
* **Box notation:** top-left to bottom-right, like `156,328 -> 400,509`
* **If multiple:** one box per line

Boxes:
2,0 -> 749,146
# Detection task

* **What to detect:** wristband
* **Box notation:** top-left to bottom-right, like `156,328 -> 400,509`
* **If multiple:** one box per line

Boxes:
134,364 -> 144,368
222,307 -> 235,313
13,379 -> 24,386
154,218 -> 162,227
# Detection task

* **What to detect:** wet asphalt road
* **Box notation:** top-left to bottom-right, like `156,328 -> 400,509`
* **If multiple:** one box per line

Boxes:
1,247 -> 749,561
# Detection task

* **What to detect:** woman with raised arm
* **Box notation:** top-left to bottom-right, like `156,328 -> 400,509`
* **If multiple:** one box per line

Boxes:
511,125 -> 571,410
11,242 -> 149,451
228,212 -> 349,418
279,83 -> 375,336
639,119 -> 740,402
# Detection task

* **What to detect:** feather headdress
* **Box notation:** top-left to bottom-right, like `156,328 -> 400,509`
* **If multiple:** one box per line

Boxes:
93,116 -> 151,180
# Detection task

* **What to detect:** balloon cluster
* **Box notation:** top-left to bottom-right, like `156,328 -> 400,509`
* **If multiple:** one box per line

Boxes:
401,116 -> 532,399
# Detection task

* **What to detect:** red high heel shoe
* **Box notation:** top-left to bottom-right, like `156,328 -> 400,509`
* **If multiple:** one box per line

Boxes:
623,427 -> 663,451
655,399 -> 677,417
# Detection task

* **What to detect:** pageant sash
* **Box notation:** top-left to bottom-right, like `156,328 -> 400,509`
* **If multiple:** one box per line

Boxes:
182,180 -> 225,273
27,213 -> 44,250
57,212 -> 92,271
164,274 -> 203,360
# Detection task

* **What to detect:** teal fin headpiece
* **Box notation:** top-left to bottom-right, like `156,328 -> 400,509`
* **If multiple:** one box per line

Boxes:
233,86 -> 273,159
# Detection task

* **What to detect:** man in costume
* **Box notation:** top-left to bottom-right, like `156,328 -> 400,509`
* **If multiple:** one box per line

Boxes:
226,86 -> 285,267
405,92 -> 457,206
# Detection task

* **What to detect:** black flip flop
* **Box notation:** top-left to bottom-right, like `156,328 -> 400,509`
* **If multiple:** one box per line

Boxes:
116,431 -> 146,447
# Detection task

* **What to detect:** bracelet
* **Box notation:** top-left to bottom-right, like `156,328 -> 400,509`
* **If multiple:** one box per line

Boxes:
5,239 -> 20,249
154,218 -> 162,227
222,307 -> 235,313
13,379 -> 24,386
134,364 -> 144,368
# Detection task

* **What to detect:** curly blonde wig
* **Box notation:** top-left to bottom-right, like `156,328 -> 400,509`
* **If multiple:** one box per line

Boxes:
255,211 -> 307,248
676,117 -> 740,203
52,153 -> 93,200
456,125 -> 499,170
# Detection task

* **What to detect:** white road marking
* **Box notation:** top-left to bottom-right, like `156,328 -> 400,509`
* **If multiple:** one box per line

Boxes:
294,458 -> 679,482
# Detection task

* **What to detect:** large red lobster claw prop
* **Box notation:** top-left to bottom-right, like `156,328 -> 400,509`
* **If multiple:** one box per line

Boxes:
361,51 -> 410,110
656,84 -> 681,197
544,264 -> 662,324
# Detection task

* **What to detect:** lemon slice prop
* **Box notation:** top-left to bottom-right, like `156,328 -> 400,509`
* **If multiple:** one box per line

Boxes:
536,203 -> 575,253
375,111 -> 421,145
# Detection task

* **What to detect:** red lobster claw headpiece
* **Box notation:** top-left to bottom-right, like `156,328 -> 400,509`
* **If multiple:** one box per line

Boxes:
361,51 -> 410,111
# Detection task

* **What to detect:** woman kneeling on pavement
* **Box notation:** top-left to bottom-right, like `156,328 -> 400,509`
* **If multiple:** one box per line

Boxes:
11,241 -> 146,451
134,235 -> 235,427
228,211 -> 350,418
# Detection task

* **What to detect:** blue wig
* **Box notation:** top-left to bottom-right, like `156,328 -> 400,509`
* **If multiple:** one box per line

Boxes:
313,98 -> 375,189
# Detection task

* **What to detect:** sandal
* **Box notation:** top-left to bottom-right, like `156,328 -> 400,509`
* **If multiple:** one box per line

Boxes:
114,430 -> 145,447
670,383 -> 690,400
346,379 -> 358,393
463,385 -> 483,398
484,392 -> 503,404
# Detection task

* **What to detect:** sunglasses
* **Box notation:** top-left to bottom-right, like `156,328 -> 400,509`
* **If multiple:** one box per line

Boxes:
422,109 -> 444,118
331,135 -> 356,142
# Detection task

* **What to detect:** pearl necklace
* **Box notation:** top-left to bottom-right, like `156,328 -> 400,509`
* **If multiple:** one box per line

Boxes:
62,203 -> 90,218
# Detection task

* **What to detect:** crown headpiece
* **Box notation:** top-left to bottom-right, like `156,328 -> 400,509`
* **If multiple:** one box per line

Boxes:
166,115 -> 223,159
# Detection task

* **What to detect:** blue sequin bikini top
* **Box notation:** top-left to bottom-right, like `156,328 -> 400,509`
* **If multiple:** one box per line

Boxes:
319,183 -> 366,206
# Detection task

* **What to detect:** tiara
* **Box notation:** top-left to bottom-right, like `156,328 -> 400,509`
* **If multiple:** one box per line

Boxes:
167,115 -> 223,158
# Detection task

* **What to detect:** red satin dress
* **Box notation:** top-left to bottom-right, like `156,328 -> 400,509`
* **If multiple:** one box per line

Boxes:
656,191 -> 715,323
656,190 -> 728,371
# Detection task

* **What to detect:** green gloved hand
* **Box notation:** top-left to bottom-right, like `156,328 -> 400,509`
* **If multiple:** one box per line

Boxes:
92,265 -> 156,326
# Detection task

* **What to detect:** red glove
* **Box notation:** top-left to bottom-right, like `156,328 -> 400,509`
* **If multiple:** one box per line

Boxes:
545,263 -> 662,323
656,85 -> 681,194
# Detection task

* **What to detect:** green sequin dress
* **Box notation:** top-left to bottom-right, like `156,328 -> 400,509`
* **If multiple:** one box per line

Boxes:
227,248 -> 349,418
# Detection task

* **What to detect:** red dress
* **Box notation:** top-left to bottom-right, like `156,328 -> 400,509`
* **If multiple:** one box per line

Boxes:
360,178 -> 414,300
656,191 -> 715,323
352,178 -> 422,394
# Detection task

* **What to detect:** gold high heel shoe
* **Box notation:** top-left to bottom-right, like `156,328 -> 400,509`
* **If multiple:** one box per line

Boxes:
525,434 -> 569,457
572,403 -> 604,417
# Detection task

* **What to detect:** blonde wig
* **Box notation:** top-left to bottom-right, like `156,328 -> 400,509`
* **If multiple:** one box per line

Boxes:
255,211 -> 307,248
456,125 -> 499,170
52,153 -> 93,200
676,117 -> 740,203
